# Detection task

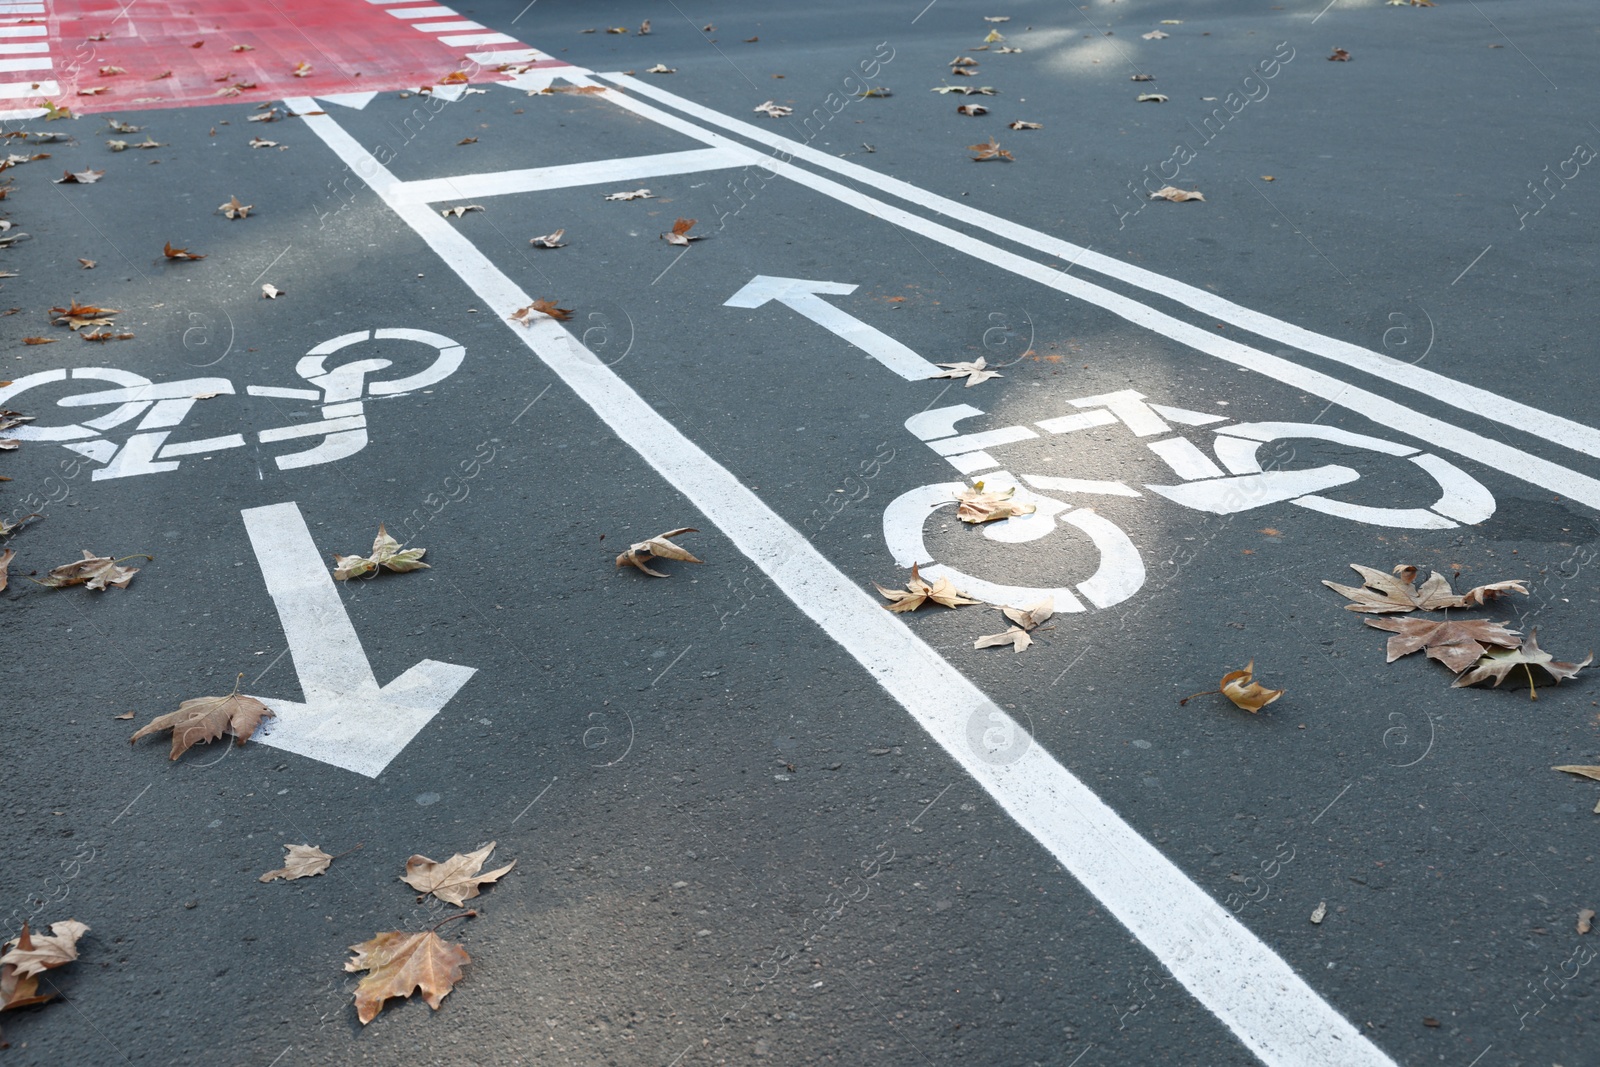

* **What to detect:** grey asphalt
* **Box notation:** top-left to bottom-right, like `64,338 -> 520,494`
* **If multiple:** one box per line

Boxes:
2,1 -> 1598,1066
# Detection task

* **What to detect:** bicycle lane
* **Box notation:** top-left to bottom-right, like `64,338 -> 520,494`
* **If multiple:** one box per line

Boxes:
275,62 -> 1600,1067
0,75 -> 1280,1067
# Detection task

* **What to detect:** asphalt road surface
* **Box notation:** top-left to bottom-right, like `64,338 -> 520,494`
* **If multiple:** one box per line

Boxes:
2,1 -> 1599,1066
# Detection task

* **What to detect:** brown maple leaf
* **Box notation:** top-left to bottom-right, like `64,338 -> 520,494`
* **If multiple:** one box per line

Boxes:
615,527 -> 703,577
1365,616 -> 1522,672
874,562 -> 980,612
1181,661 -> 1285,712
1324,564 -> 1526,613
968,136 -> 1013,161
346,927 -> 471,1025
258,843 -> 355,883
217,195 -> 251,219
1553,764 -> 1600,782
130,680 -> 274,759
439,70 -> 470,85
54,168 -> 105,184
955,481 -> 1036,524
332,524 -> 428,581
974,627 -> 1032,652
403,841 -> 516,905
528,229 -> 566,248
0,549 -> 12,594
1452,629 -> 1591,699
1000,596 -> 1055,630
509,298 -> 573,325
49,299 -> 120,328
0,920 -> 88,979
163,241 -> 205,260
35,550 -> 150,590
930,356 -> 1001,387
661,217 -> 704,246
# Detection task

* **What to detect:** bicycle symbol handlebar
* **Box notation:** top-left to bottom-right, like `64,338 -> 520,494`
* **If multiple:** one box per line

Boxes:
0,327 -> 464,480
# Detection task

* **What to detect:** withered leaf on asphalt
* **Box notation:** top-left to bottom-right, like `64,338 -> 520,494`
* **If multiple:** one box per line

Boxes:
1142,30 -> 1170,39
457,136 -> 477,145
53,168 -> 105,184
50,298 -> 120,329
645,63 -> 676,74
1,920 -> 88,991
261,283 -> 283,299
1220,661 -> 1284,712
974,627 -> 1032,652
247,137 -> 278,148
528,228 -> 566,248
1131,73 -> 1155,81
931,355 -> 1001,386
438,70 -> 470,85
753,100 -> 793,117
403,841 -> 516,905
933,84 -> 998,95
983,29 -> 1004,42
538,85 -> 607,95
231,44 -> 254,52
996,45 -> 1024,53
1580,909 -> 1595,936
1553,765 -> 1600,782
639,19 -> 651,34
605,26 -> 628,34
347,929 -> 470,1025
1329,48 -> 1352,61
42,100 -> 73,120
248,108 -> 277,122
955,481 -> 1036,524
950,67 -> 977,77
106,118 -> 141,132
80,329 -> 135,342
950,56 -> 979,67
440,204 -> 484,218
1002,596 -> 1055,631
603,187 -> 655,200
1008,120 -> 1041,129
615,527 -> 703,577
78,258 -> 95,269
23,337 -> 57,345
0,549 -> 12,594
259,844 -> 336,883
1136,93 -> 1169,103
1452,630 -> 1591,699
131,686 -> 274,759
661,217 -> 704,246
332,524 -> 429,580
968,136 -> 1013,161
1323,563 -> 1527,613
509,298 -> 572,325
162,241 -> 205,260
1149,186 -> 1203,203
1364,616 -> 1522,673
874,562 -> 980,612
957,104 -> 988,116
856,86 -> 893,97
218,195 -> 251,219
36,550 -> 148,590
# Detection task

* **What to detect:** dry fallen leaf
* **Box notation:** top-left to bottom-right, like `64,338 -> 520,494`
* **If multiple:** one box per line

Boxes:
403,841 -> 516,905
957,104 -> 988,116
646,63 -> 676,74
0,548 -> 11,594
996,45 -> 1023,53
35,550 -> 148,590
77,87 -> 107,96
261,283 -> 283,299
259,844 -> 336,883
603,188 -> 655,201
1329,48 -> 1351,61
950,56 -> 979,67
1453,630 -> 1591,699
857,86 -> 893,97
1137,93 -> 1169,103
931,355 -> 1001,386
1008,120 -> 1041,129
983,29 -> 1004,42
332,524 -> 428,581
605,26 -> 628,34
1364,616 -> 1522,673
874,562 -> 980,613
347,926 -> 471,1025
131,685 -> 273,759
292,61 -> 313,77
1,920 -> 88,983
106,118 -> 141,132
968,136 -> 1013,161
163,241 -> 205,260
1554,765 -> 1600,782
457,136 -> 477,145
528,229 -> 566,248
112,711 -> 134,720
974,627 -> 1032,652
231,44 -> 253,52
1579,909 -> 1595,935
78,258 -> 95,268
438,70 -> 470,85
1002,597 -> 1055,631
247,137 -> 278,149
1142,30 -> 1170,40
53,168 -> 105,184
950,67 -> 977,77
218,195 -> 252,219
22,337 -> 56,345
1310,901 -> 1327,924
753,100 -> 793,118
956,481 -> 1036,524
616,527 -> 703,577
1220,661 -> 1284,712
509,298 -> 573,325
1324,564 -> 1526,613
984,15 -> 1010,21
639,19 -> 652,34
440,204 -> 485,218
661,217 -> 704,246
1131,74 -> 1155,81
247,108 -> 277,123
50,298 -> 121,329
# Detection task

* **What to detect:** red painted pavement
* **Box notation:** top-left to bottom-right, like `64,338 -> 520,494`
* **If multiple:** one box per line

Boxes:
9,1 -> 569,115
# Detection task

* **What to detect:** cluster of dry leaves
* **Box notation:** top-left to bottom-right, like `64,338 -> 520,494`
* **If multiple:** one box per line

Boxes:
1324,564 -> 1590,699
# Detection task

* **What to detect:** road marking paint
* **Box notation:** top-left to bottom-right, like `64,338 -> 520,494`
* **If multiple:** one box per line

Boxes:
390,147 -> 744,204
724,275 -> 941,380
0,42 -> 49,53
0,24 -> 46,36
0,79 -> 56,97
292,98 -> 1399,1067
578,76 -> 1600,513
0,55 -> 50,71
386,4 -> 456,18
604,74 -> 1600,466
243,501 -> 477,777
414,21 -> 484,34
438,32 -> 517,47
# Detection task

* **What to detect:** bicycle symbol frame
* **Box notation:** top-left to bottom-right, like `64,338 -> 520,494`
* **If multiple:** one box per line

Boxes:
884,388 -> 1496,613
0,328 -> 463,480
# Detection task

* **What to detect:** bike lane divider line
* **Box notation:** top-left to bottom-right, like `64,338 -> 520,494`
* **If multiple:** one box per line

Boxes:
287,96 -> 1399,1067
563,75 -> 1600,513
388,147 -> 747,205
601,72 -> 1600,466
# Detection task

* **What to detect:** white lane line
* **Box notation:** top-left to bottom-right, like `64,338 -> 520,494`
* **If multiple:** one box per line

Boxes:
0,54 -> 48,71
0,25 -> 47,36
581,75 -> 1600,513
0,79 -> 56,97
604,74 -> 1600,465
0,41 -> 49,53
438,32 -> 517,46
386,4 -> 455,18
289,95 -> 1398,1067
390,147 -> 742,204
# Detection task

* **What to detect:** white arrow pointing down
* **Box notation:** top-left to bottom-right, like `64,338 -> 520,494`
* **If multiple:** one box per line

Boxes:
724,275 -> 940,381
242,502 -> 476,777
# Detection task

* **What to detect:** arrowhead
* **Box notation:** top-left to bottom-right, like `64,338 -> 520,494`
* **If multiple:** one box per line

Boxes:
253,660 -> 477,777
724,275 -> 858,308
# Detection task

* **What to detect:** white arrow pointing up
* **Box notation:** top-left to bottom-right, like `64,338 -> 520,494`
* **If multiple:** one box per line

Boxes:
241,502 -> 476,777
724,275 -> 940,381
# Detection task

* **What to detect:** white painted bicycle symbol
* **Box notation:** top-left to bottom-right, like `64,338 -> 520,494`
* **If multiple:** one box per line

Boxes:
883,389 -> 1495,613
0,328 -> 463,480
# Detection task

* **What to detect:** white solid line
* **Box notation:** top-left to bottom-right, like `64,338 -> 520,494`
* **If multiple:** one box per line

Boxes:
390,147 -> 744,204
386,4 -> 454,18
0,55 -> 49,71
411,20 -> 483,33
0,26 -> 47,37
587,74 -> 1600,514
290,95 -> 1399,1067
604,74 -> 1600,465
0,41 -> 49,53
0,79 -> 56,97
438,32 -> 517,46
